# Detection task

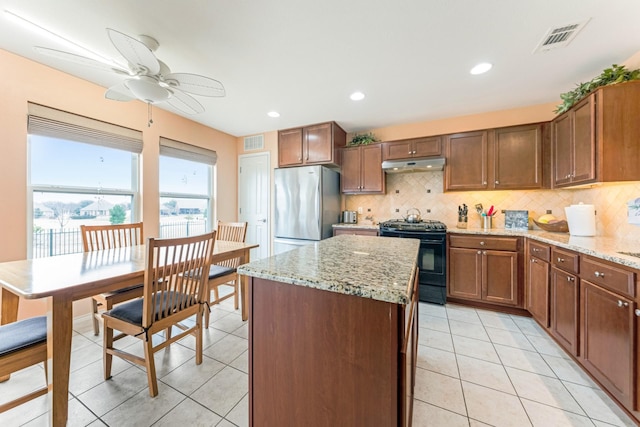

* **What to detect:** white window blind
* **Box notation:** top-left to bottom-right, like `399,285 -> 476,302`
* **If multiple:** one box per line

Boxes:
159,137 -> 217,165
27,103 -> 142,153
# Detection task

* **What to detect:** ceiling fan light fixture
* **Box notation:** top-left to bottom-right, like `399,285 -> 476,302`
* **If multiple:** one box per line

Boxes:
124,76 -> 170,103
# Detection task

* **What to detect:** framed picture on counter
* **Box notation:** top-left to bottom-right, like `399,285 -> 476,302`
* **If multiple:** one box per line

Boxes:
504,210 -> 529,231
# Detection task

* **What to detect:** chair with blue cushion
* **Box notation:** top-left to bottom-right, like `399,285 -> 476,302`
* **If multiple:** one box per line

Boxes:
0,316 -> 48,413
81,222 -> 145,336
204,221 -> 247,327
101,231 -> 216,397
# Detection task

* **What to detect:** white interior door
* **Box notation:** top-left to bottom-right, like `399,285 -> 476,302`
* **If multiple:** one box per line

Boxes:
238,152 -> 270,260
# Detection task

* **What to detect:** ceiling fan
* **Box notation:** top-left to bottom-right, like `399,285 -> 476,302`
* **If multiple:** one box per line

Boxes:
34,28 -> 225,116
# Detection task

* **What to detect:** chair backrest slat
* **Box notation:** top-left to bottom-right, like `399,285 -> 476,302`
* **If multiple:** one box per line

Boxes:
216,221 -> 248,268
80,222 -> 144,252
143,231 -> 216,328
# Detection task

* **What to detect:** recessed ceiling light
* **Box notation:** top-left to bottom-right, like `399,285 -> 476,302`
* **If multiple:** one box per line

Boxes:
350,91 -> 365,101
267,111 -> 280,118
470,62 -> 492,75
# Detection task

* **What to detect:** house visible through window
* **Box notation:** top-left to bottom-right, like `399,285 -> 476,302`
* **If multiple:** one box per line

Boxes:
28,103 -> 141,258
159,137 -> 216,238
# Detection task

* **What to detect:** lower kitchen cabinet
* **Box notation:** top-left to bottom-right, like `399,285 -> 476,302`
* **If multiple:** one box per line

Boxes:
526,241 -> 551,327
447,235 -> 522,308
550,266 -> 579,356
580,280 -> 635,409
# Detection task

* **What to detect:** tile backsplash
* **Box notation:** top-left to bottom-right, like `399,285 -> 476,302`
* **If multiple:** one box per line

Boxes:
344,172 -> 640,242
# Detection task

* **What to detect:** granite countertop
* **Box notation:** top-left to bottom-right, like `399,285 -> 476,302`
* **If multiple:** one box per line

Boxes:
332,223 -> 379,230
238,235 -> 419,305
448,226 -> 640,270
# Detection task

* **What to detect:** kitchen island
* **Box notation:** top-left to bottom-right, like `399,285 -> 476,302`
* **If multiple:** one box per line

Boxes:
238,235 -> 420,427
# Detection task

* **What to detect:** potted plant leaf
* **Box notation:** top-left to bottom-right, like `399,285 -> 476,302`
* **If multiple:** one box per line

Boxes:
348,132 -> 378,146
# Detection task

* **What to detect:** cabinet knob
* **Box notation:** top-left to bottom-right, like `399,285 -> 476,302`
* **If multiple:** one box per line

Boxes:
298,157 -> 302,161
480,241 -> 485,246
477,250 -> 482,255
412,150 -> 416,154
617,300 -> 629,308
495,180 -> 499,185
635,309 -> 640,317
532,248 -> 539,252
557,257 -> 565,263
594,271 -> 605,278
567,276 -> 575,282
531,258 -> 536,263
483,181 -> 487,185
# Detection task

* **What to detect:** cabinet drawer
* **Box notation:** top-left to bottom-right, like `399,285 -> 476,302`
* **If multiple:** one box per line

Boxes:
449,235 -> 518,251
580,256 -> 635,298
552,247 -> 579,274
528,240 -> 550,262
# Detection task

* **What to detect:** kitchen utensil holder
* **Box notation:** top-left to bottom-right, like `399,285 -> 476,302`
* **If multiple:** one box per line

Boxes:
483,216 -> 493,229
457,215 -> 468,229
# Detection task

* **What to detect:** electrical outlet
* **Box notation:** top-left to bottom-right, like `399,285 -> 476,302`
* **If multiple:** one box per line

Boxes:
367,208 -> 371,212
357,207 -> 363,214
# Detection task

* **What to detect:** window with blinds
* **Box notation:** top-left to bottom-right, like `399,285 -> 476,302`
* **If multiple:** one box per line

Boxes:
27,103 -> 141,258
159,137 -> 216,238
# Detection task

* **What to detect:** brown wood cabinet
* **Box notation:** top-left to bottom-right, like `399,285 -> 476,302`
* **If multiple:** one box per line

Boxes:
549,247 -> 580,356
333,227 -> 379,236
552,80 -> 640,187
526,241 -> 551,327
382,136 -> 441,160
277,121 -> 346,167
447,234 -> 522,307
580,279 -> 634,408
445,124 -> 546,191
341,144 -> 385,194
248,271 -> 418,426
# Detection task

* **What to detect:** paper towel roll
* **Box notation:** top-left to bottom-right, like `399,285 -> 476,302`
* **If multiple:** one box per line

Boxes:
565,203 -> 596,236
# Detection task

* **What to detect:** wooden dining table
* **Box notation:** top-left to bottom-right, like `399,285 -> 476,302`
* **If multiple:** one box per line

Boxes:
0,239 -> 258,426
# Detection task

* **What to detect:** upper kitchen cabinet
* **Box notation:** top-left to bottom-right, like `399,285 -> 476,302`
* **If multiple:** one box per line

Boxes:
444,124 -> 547,192
341,144 -> 385,194
552,81 -> 640,188
382,136 -> 442,161
278,121 -> 346,167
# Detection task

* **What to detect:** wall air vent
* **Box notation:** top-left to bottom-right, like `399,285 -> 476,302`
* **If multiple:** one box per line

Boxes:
244,134 -> 264,151
533,19 -> 590,53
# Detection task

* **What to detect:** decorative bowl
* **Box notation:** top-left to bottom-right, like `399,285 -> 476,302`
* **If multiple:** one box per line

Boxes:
533,219 -> 569,233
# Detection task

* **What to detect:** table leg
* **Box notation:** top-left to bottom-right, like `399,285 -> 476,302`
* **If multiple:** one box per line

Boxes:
1,288 -> 20,382
48,295 -> 73,427
241,249 -> 249,321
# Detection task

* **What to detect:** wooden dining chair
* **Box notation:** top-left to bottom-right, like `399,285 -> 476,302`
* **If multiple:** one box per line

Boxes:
81,222 -> 145,335
101,231 -> 216,397
0,316 -> 48,413
204,221 -> 248,327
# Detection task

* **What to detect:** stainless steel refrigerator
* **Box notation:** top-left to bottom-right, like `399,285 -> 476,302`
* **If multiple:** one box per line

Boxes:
273,165 -> 340,254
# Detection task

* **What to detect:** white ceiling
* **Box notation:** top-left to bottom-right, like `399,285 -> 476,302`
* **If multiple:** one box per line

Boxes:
1,0 -> 639,137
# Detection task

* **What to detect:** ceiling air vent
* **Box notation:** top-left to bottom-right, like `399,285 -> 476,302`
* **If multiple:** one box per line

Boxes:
244,134 -> 264,151
533,19 -> 590,53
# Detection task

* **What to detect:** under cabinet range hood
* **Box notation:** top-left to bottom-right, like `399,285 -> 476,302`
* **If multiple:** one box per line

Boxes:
382,157 -> 445,173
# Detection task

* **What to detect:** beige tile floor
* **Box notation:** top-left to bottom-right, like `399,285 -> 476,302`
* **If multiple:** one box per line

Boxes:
0,299 -> 637,426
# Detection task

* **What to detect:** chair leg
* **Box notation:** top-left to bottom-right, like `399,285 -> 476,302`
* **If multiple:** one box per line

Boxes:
204,287 -> 212,329
92,298 -> 100,335
103,321 -> 114,380
233,278 -> 239,310
144,336 -> 158,397
195,310 -> 203,365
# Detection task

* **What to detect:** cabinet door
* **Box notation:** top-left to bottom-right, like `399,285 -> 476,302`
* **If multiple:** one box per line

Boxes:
550,267 -> 579,355
278,128 -> 304,167
580,280 -> 634,407
482,250 -> 519,306
412,137 -> 441,157
384,141 -> 413,160
445,131 -> 488,191
571,96 -> 596,184
341,147 -> 362,193
527,257 -> 550,327
494,124 -> 542,189
361,145 -> 384,193
552,114 -> 572,186
305,123 -> 333,164
447,247 -> 482,300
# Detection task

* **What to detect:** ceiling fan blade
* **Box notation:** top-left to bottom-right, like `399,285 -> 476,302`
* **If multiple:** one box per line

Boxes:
105,83 -> 135,101
164,73 -> 226,97
34,46 -> 129,74
165,89 -> 205,115
107,28 -> 160,75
